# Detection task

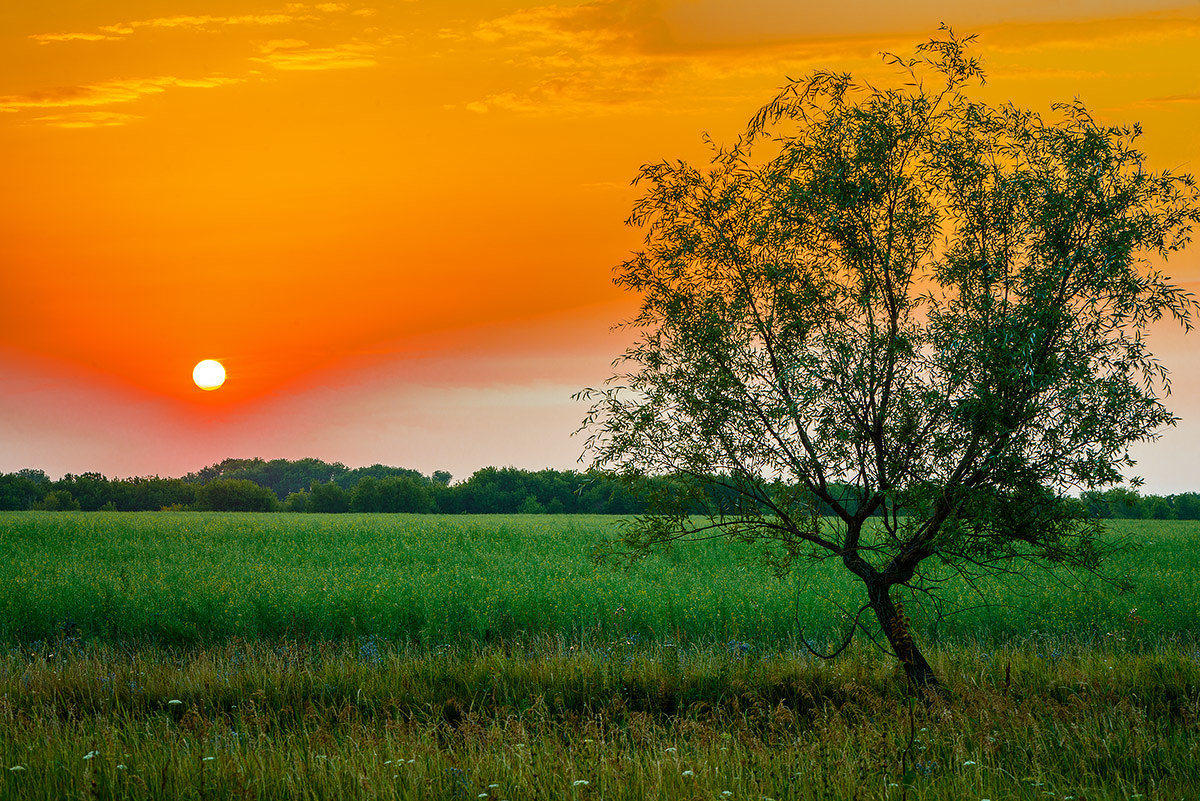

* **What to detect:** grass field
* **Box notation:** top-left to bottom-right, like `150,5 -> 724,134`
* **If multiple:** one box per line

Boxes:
2,513 -> 1198,647
1,512 -> 1198,799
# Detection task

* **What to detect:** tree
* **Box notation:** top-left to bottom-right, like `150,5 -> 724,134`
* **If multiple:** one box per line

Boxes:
0,473 -> 44,510
282,490 -> 311,512
195,479 -> 279,512
579,30 -> 1199,694
307,480 -> 350,513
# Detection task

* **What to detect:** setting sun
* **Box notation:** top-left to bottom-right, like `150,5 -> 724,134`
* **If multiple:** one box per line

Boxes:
192,359 -> 226,391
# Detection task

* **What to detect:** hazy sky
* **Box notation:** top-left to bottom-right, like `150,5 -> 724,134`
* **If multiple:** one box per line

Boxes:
2,1 -> 1198,489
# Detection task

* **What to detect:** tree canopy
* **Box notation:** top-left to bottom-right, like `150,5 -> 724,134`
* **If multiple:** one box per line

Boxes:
580,29 -> 1199,692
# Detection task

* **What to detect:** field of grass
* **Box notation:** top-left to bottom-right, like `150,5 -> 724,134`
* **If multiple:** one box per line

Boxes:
1,512 -> 1198,799
2,513 -> 1199,648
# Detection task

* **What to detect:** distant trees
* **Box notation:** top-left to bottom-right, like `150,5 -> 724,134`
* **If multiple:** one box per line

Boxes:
307,481 -> 350,513
1,459 -> 1197,517
0,472 -> 47,511
195,479 -> 278,512
348,476 -> 434,513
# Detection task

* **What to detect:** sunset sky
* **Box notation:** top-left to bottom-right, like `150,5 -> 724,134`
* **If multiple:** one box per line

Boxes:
2,1 -> 1199,490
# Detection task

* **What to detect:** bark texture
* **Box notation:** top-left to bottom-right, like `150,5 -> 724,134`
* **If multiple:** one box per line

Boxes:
867,582 -> 941,696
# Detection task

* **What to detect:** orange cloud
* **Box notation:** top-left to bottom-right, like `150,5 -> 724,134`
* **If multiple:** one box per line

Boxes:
29,32 -> 123,44
27,4 -> 373,44
474,0 -> 674,53
1145,91 -> 1200,104
252,39 -> 379,70
29,111 -> 143,128
0,75 -> 244,113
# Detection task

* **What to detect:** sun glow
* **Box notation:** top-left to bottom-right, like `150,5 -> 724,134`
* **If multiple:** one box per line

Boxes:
192,359 -> 226,391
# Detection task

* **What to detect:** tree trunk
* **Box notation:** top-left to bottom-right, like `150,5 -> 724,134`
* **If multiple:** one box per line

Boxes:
866,581 -> 942,697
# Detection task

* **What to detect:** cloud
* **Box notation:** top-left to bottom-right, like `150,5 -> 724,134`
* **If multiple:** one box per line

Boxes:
29,111 -> 143,128
462,0 -> 687,114
474,0 -> 674,54
0,75 -> 244,113
1143,91 -> 1200,105
27,3 -> 373,44
29,32 -> 123,44
252,39 -> 379,70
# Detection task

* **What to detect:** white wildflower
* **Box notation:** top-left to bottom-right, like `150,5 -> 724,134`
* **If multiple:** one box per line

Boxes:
962,760 -> 977,766
9,766 -> 25,771
83,752 -> 99,760
573,779 -> 589,786
168,699 -> 182,705
682,770 -> 695,777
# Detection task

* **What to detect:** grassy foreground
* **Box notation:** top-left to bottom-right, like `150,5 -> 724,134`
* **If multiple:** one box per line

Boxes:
2,638 -> 1198,800
1,513 -> 1198,799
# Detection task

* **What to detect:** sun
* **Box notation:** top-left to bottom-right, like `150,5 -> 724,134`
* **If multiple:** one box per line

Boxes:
192,359 -> 226,391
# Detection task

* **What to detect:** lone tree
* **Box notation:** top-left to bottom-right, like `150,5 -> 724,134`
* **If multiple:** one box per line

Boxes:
579,30 -> 1198,693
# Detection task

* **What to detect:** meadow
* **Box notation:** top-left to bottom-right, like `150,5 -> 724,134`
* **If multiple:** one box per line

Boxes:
1,512 -> 1198,799
2,513 -> 1198,647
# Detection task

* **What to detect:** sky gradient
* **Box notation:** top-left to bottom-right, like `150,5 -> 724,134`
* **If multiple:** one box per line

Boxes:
2,1 -> 1199,489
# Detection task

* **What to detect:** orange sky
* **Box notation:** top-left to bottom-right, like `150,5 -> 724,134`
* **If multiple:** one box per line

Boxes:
2,1 -> 1199,489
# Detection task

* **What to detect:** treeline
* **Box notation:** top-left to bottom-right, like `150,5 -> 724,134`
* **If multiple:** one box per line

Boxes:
1,460 -> 1198,518
0,459 -> 642,514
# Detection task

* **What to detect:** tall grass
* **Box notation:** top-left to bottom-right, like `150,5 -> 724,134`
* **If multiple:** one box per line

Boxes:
2,513 -> 1198,799
1,638 -> 1197,800
1,513 -> 1197,648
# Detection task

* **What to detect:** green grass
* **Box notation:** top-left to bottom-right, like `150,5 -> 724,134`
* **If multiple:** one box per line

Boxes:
1,513 -> 1198,648
1,639 -> 1197,800
1,512 -> 1198,799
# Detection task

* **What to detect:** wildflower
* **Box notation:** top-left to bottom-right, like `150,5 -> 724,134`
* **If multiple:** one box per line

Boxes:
116,765 -> 127,770
202,757 -> 215,762
682,770 -> 695,777
573,779 -> 590,786
489,785 -> 500,789
479,795 -> 488,798
83,752 -> 99,760
168,699 -> 182,705
962,760 -> 977,766
665,747 -> 677,754
9,766 -> 25,771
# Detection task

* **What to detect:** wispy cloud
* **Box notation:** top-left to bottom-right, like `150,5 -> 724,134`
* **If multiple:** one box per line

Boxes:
29,32 -> 124,44
30,111 -> 143,129
0,75 -> 243,112
462,0 -> 681,114
473,0 -> 674,53
28,3 -> 374,44
1143,91 -> 1200,105
457,1 -> 930,116
252,39 -> 378,70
